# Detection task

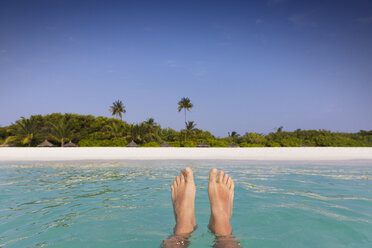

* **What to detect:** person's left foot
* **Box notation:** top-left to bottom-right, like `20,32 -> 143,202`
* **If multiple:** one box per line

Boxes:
171,167 -> 197,235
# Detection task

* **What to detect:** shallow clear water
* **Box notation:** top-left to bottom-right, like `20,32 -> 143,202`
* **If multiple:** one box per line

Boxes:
0,160 -> 371,247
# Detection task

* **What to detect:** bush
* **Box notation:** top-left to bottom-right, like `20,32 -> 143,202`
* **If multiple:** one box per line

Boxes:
3,113 -> 372,147
244,132 -> 267,145
280,138 -> 301,147
141,142 -> 160,147
207,139 -> 229,147
88,132 -> 111,140
239,142 -> 264,147
181,141 -> 196,147
0,127 -> 7,140
267,141 -> 281,147
78,138 -> 127,147
168,141 -> 181,147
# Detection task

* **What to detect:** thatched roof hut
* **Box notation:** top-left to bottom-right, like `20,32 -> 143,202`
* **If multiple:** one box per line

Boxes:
37,139 -> 55,147
64,141 -> 78,147
197,141 -> 210,147
126,140 -> 139,147
160,142 -> 171,147
228,143 -> 239,147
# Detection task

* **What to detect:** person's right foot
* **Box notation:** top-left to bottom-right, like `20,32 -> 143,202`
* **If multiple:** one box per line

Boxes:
208,168 -> 234,236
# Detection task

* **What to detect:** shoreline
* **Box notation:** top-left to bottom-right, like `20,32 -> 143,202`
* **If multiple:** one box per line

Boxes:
0,147 -> 372,162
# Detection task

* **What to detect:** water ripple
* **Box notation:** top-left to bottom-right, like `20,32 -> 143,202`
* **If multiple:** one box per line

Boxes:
0,161 -> 371,247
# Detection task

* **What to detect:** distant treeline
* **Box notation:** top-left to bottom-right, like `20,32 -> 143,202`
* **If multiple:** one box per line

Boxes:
1,113 -> 371,147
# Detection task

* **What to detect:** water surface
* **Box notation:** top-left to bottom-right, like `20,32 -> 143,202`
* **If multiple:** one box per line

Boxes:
0,160 -> 371,247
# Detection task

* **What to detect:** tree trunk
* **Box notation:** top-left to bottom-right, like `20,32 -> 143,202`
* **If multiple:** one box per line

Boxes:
61,138 -> 64,147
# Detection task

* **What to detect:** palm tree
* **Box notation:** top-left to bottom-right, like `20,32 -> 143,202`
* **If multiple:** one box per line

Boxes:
185,121 -> 197,131
177,97 -> 193,126
15,116 -> 38,147
105,122 -> 125,138
229,131 -> 240,138
275,126 -> 284,133
228,131 -> 240,143
124,123 -> 146,144
144,118 -> 156,133
1,136 -> 17,146
49,117 -> 72,147
184,121 -> 196,140
143,118 -> 161,143
110,100 -> 126,120
145,118 -> 156,127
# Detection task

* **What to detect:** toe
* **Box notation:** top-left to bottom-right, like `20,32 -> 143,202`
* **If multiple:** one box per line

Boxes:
171,184 -> 175,199
209,168 -> 218,182
223,173 -> 229,184
230,181 -> 235,190
218,170 -> 224,183
184,167 -> 194,182
176,176 -> 181,185
180,172 -> 185,183
227,177 -> 232,188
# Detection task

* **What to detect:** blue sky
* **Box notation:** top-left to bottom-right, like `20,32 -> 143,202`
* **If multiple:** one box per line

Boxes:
0,0 -> 371,137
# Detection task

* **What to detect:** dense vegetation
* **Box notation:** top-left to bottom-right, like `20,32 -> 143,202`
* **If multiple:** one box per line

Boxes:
0,113 -> 371,147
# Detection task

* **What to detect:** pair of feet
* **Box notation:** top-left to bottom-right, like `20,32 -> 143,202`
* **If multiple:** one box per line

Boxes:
171,167 -> 234,237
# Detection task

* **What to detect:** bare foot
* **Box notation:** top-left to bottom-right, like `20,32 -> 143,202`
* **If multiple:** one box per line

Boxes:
208,168 -> 234,236
171,167 -> 197,235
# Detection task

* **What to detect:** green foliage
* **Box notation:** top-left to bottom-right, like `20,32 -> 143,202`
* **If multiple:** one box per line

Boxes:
2,113 -> 372,147
207,139 -> 229,147
142,118 -> 161,143
141,142 -> 160,147
244,132 -> 267,145
104,122 -> 125,138
0,127 -> 7,140
178,97 -> 193,125
160,128 -> 178,142
125,123 -> 146,144
267,141 -> 281,147
78,138 -> 127,147
239,142 -> 264,147
49,116 -> 73,147
178,97 -> 193,112
88,132 -> 111,140
181,141 -> 196,147
168,141 -> 181,147
229,131 -> 240,138
110,100 -> 126,120
185,121 -> 197,131
1,136 -> 17,146
14,116 -> 39,147
280,138 -> 301,147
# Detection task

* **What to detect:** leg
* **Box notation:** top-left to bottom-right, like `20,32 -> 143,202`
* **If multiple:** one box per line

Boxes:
208,168 -> 242,247
161,167 -> 197,247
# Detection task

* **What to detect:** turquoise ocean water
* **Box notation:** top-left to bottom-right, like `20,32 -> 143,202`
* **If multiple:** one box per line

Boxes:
0,160 -> 371,247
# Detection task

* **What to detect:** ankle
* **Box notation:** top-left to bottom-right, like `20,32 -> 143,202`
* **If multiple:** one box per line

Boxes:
212,218 -> 232,236
214,225 -> 232,236
174,222 -> 195,235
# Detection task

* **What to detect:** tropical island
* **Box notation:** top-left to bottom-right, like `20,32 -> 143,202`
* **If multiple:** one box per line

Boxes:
1,98 -> 371,148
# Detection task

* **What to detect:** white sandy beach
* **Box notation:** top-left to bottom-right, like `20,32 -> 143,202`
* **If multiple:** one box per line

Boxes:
0,147 -> 371,162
